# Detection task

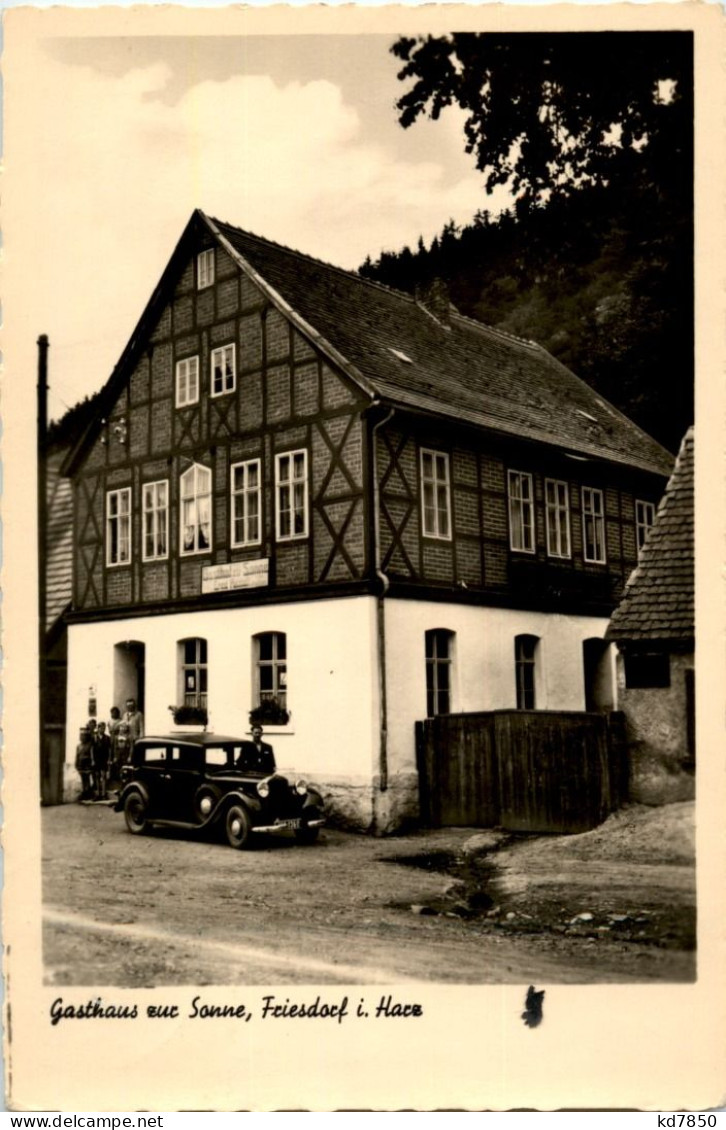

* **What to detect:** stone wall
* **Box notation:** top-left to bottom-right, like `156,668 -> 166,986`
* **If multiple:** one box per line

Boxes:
616,649 -> 695,804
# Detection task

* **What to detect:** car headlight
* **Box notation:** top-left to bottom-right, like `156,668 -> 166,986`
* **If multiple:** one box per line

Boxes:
295,778 -> 308,796
257,778 -> 271,798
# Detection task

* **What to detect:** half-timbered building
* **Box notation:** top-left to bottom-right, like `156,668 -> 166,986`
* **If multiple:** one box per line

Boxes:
61,209 -> 673,829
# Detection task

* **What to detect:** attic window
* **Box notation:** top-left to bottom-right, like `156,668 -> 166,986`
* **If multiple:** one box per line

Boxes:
197,249 -> 215,290
389,347 -> 413,364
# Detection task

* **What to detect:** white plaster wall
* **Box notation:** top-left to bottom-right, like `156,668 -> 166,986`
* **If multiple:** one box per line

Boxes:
383,599 -> 612,777
66,596 -> 380,787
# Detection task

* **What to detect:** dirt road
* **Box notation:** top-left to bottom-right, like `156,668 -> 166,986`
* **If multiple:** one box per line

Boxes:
42,802 -> 695,986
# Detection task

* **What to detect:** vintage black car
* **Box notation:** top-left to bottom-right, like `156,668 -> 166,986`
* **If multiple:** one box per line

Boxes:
114,734 -> 325,848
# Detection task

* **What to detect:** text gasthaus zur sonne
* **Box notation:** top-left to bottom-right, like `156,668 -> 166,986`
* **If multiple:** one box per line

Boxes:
49,994 -> 423,1026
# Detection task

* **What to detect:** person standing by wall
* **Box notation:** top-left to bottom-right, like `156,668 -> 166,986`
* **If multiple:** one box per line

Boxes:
238,725 -> 276,774
107,705 -> 122,790
115,721 -> 132,770
123,698 -> 144,743
93,721 -> 111,800
74,726 -> 94,801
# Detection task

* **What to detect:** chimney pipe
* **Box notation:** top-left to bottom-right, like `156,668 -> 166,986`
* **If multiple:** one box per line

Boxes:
38,334 -> 49,445
38,335 -> 49,782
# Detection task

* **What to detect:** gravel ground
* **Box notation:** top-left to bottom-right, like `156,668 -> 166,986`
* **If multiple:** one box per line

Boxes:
42,800 -> 695,985
419,801 -> 697,953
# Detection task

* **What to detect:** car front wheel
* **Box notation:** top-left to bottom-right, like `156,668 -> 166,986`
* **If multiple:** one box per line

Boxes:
225,804 -> 252,849
124,791 -> 149,835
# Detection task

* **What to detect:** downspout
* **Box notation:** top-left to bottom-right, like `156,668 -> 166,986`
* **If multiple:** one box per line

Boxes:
371,403 -> 395,802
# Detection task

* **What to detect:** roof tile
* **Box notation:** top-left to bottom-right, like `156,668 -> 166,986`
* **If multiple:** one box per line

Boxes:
606,428 -> 694,642
212,216 -> 674,478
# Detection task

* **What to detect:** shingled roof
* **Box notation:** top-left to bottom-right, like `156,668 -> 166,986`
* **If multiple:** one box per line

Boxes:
606,427 -> 694,643
209,215 -> 673,478
65,209 -> 674,479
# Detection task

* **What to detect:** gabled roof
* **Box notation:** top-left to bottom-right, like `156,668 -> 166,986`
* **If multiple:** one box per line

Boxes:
65,208 -> 675,479
606,427 -> 694,643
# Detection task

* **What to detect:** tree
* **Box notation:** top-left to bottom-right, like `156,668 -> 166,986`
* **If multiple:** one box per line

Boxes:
392,32 -> 692,214
377,32 -> 693,452
47,390 -> 103,448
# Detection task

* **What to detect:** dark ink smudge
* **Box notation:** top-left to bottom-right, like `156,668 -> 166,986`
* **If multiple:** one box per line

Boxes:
522,985 -> 545,1028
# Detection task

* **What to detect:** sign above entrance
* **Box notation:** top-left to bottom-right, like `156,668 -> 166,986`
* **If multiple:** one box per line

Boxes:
202,559 -> 270,594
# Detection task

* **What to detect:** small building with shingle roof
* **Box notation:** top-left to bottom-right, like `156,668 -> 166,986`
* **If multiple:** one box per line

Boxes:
606,427 -> 695,804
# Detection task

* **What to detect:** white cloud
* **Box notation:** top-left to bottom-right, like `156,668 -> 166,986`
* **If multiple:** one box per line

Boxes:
7,46 -> 494,417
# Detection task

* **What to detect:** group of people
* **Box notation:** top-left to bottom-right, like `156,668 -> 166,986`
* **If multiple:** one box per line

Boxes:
75,698 -> 144,802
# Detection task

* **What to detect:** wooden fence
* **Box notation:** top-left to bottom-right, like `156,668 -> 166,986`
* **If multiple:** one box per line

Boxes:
415,710 -> 627,834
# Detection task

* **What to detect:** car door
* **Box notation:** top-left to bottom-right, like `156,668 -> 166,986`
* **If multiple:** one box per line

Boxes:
133,743 -> 172,815
163,743 -> 204,823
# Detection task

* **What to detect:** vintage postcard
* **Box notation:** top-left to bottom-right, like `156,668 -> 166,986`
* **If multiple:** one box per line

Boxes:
3,1 -> 725,1112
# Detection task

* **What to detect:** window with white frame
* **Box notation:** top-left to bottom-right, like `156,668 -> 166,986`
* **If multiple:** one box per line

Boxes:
254,632 -> 287,712
582,487 -> 606,564
142,480 -> 169,561
636,499 -> 656,554
508,470 -> 535,553
515,634 -> 539,709
197,249 -> 215,290
231,459 -> 261,547
211,344 -> 236,397
420,449 -> 452,540
180,463 -> 212,555
106,487 -> 132,566
545,478 -> 571,558
425,628 -> 454,717
176,356 -> 199,408
180,637 -> 208,708
275,450 -> 308,540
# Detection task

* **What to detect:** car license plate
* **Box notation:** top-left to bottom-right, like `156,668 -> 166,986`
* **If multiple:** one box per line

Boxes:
276,818 -> 300,830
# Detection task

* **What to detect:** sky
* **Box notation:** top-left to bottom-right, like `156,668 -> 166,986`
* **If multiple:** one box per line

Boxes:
7,29 -> 514,422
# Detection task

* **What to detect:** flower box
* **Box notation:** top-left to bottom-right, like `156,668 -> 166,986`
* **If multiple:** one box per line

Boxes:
168,704 -> 208,728
249,699 -> 290,727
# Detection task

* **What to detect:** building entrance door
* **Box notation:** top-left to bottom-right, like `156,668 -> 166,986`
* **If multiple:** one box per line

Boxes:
113,641 -> 146,715
582,638 -> 613,712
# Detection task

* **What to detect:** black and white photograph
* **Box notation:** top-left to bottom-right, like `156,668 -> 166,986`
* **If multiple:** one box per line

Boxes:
4,2 -> 724,1112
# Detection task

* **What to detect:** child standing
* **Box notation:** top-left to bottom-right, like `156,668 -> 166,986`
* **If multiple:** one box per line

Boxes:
94,721 -> 111,800
74,726 -> 95,801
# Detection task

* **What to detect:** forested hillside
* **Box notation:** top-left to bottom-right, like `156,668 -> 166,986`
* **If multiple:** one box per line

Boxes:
359,187 -> 691,453
360,32 -> 693,455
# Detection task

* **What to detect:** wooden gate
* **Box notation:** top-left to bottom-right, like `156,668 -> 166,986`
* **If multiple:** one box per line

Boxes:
416,710 -> 627,833
415,713 -> 499,827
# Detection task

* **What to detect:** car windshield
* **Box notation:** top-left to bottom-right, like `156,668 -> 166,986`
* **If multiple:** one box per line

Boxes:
203,745 -> 276,774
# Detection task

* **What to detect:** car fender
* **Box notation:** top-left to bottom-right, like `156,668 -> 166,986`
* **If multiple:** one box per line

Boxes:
303,787 -> 324,810
115,781 -> 151,813
212,790 -> 262,822
193,782 -> 223,823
